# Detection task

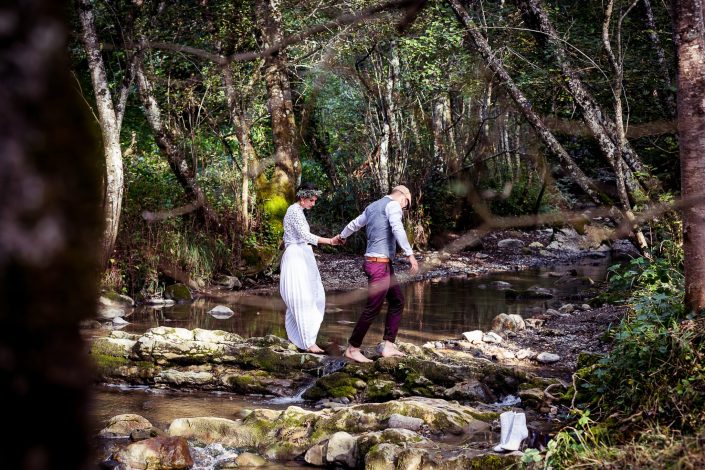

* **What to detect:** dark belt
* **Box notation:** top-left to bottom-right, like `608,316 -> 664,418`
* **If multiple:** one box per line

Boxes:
365,256 -> 390,263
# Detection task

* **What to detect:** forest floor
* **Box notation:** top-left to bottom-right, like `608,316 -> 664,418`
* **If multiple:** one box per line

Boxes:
216,228 -> 630,383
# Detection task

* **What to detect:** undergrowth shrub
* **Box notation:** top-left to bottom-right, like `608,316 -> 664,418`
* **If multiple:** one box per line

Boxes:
574,239 -> 705,428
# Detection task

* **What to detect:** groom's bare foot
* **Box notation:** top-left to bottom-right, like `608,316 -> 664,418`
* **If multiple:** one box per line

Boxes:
344,346 -> 373,363
306,344 -> 325,354
379,341 -> 406,358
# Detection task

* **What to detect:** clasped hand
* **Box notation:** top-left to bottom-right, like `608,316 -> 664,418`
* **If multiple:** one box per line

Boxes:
330,235 -> 346,246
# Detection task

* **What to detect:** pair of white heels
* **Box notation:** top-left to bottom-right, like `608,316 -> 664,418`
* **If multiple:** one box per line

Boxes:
493,411 -> 529,452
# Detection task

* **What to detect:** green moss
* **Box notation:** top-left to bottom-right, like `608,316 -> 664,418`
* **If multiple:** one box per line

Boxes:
91,339 -> 130,358
164,283 -> 191,301
467,410 -> 499,422
303,372 -> 363,400
263,195 -> 288,220
366,377 -> 398,402
467,453 -> 509,469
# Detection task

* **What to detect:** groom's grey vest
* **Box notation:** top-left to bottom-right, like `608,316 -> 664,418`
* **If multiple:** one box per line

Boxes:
364,197 -> 396,258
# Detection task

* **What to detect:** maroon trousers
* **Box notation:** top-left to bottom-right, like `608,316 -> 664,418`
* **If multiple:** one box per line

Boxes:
348,260 -> 404,347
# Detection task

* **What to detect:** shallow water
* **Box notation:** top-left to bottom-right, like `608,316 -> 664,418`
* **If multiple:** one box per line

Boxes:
116,256 -> 609,349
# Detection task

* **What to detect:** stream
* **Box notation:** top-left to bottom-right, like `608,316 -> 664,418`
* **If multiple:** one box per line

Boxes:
92,256 -> 611,468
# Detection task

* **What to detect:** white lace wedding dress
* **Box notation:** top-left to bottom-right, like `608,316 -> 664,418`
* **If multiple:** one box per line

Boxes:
279,203 -> 325,350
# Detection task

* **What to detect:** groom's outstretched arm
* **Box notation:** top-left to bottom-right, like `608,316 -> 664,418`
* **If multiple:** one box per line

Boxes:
339,212 -> 367,240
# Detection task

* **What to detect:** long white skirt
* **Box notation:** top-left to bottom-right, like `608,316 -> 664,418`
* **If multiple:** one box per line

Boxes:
280,243 -> 325,350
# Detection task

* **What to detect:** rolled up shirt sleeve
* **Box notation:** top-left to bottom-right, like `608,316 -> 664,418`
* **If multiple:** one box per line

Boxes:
386,201 -> 413,256
341,212 -> 367,239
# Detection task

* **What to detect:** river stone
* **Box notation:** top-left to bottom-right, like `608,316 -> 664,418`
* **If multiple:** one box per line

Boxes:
444,379 -> 496,402
113,436 -> 193,470
326,432 -> 357,468
98,306 -> 127,320
497,238 -> 524,249
168,417 -> 257,447
483,332 -> 503,344
525,286 -> 554,299
559,304 -> 575,314
209,305 -> 235,318
158,369 -> 213,386
490,281 -> 512,290
100,414 -> 153,438
516,349 -> 535,360
462,330 -> 483,343
304,444 -> 325,466
164,283 -> 192,301
529,241 -> 544,248
546,308 -> 561,316
365,443 -> 401,469
213,274 -> 242,290
234,452 -> 266,467
101,292 -> 135,307
491,313 -> 525,332
536,352 -> 561,364
388,414 -> 424,432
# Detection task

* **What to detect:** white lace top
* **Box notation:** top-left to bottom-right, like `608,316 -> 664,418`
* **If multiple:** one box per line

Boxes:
283,203 -> 319,248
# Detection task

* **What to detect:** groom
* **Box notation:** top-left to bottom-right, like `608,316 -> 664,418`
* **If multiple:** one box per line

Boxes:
332,185 -> 419,363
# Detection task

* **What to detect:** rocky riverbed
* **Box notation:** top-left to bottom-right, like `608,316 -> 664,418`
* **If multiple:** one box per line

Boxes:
91,227 -> 636,469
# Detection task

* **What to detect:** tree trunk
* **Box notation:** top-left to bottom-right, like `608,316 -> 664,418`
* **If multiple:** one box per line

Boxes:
644,0 -> 677,116
1,1 -> 102,468
674,0 -> 705,312
78,0 -> 124,268
135,60 -> 220,227
222,65 -> 256,230
447,0 -> 604,205
256,0 -> 300,201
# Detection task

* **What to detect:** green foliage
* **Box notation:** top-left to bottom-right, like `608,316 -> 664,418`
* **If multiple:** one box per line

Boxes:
574,240 -> 705,432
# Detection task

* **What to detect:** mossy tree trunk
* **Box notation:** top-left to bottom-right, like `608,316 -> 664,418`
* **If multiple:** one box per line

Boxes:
0,1 -> 102,468
256,0 -> 300,204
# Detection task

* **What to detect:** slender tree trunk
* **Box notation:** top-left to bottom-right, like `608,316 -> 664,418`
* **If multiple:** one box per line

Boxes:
644,0 -> 677,116
674,0 -> 705,312
135,60 -> 220,227
78,0 -> 124,267
447,0 -> 604,205
222,65 -> 256,230
256,0 -> 300,201
603,0 -> 650,251
1,1 -> 102,468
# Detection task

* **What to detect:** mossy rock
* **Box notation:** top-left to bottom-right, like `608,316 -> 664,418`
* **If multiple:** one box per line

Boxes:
164,283 -> 192,302
302,372 -> 366,400
240,244 -> 279,275
366,376 -> 402,402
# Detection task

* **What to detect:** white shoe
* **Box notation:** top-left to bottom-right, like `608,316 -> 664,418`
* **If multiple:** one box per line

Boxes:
502,412 -> 528,451
492,411 -> 512,452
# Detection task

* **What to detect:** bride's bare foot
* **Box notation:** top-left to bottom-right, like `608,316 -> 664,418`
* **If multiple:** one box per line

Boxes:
306,344 -> 325,354
379,341 -> 406,358
344,346 -> 373,363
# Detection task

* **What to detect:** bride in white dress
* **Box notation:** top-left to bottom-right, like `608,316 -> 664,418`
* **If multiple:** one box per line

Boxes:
280,184 -> 342,353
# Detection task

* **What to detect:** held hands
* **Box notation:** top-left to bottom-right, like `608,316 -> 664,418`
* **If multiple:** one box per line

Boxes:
330,234 -> 346,246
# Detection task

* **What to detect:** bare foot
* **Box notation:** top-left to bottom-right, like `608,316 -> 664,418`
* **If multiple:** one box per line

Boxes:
344,346 -> 373,363
306,344 -> 325,354
379,341 -> 406,358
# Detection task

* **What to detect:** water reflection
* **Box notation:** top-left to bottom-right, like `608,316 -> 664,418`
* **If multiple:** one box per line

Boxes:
118,258 -> 609,348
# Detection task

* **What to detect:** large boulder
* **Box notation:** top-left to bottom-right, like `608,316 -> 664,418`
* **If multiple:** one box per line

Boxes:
99,414 -> 153,438
113,436 -> 193,470
491,313 -> 526,332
